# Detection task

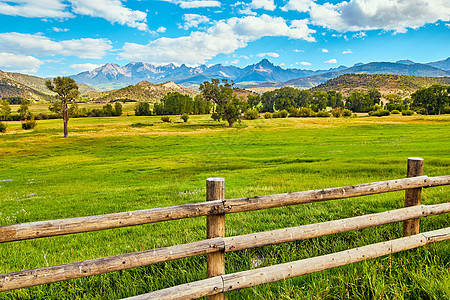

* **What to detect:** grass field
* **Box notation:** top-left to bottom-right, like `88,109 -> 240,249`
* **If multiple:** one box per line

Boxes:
0,114 -> 449,299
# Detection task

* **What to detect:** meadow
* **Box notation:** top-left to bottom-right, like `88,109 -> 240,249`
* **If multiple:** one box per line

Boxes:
0,114 -> 449,299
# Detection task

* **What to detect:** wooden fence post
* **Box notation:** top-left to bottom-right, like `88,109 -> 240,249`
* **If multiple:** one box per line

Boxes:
206,178 -> 225,300
403,157 -> 424,236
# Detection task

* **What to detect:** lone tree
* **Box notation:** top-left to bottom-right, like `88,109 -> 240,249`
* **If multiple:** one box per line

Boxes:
200,79 -> 246,127
46,77 -> 79,137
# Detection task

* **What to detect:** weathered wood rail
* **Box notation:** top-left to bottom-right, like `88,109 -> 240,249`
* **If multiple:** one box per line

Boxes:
1,157 -> 449,299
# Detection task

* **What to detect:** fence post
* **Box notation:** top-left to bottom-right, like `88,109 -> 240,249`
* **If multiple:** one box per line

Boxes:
206,178 -> 225,300
403,157 -> 424,236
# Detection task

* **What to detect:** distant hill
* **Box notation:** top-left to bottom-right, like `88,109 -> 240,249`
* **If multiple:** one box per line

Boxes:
310,74 -> 450,96
0,70 -> 96,102
96,81 -> 197,103
252,62 -> 450,90
427,57 -> 450,71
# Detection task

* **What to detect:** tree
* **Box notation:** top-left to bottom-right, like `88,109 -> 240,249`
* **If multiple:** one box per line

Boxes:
0,99 -> 11,121
411,85 -> 450,115
17,98 -> 33,120
200,79 -> 246,127
114,102 -> 123,116
46,77 -> 79,137
134,101 -> 152,116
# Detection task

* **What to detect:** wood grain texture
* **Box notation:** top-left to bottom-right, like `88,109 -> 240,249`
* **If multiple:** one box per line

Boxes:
403,157 -> 424,236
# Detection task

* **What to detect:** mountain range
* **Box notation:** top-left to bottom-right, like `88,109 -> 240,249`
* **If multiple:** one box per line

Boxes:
71,58 -> 450,91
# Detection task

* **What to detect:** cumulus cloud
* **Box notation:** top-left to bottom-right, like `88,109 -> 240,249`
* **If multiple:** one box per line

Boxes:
282,0 -> 313,12
309,0 -> 450,33
257,52 -> 279,58
70,63 -> 102,73
0,52 -> 43,73
0,0 -> 148,31
293,49 -> 304,52
297,61 -> 312,65
342,49 -> 352,54
0,0 -> 72,18
321,48 -> 328,52
69,0 -> 148,31
181,14 -> 210,30
250,0 -> 276,11
163,0 -> 221,9
353,32 -> 367,38
0,33 -> 112,59
156,27 -> 167,33
52,27 -> 70,32
324,58 -> 337,63
120,14 -> 315,64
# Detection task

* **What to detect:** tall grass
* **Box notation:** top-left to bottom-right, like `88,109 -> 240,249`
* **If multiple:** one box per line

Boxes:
0,114 -> 449,299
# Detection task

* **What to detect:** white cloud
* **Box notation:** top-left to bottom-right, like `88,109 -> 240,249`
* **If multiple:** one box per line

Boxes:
250,0 -> 276,11
282,0 -> 313,12
120,14 -> 315,65
342,49 -> 352,54
238,7 -> 257,15
181,14 -> 210,30
321,48 -> 328,52
353,32 -> 367,38
324,58 -> 337,63
156,26 -> 167,33
0,0 -> 72,18
230,59 -> 240,64
69,0 -> 148,31
0,52 -> 43,73
0,33 -> 112,59
0,0 -> 148,31
257,52 -> 279,58
297,61 -> 312,65
293,49 -> 304,52
163,0 -> 221,9
52,27 -> 70,32
446,23 -> 450,28
309,0 -> 450,33
70,63 -> 101,73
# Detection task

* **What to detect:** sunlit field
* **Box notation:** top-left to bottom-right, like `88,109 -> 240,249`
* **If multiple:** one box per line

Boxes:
1,114 -> 449,299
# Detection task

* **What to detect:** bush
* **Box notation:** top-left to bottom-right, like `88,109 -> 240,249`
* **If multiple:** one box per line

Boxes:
22,119 -> 37,130
369,109 -> 390,117
443,106 -> 450,114
131,122 -> 153,127
264,112 -> 273,119
244,109 -> 259,120
288,107 -> 299,117
316,110 -> 331,117
35,113 -> 49,120
331,107 -> 343,117
0,121 -> 6,133
343,109 -> 352,117
161,116 -> 171,123
402,110 -> 414,116
181,113 -> 189,122
391,110 -> 401,114
278,110 -> 289,118
299,107 -> 316,117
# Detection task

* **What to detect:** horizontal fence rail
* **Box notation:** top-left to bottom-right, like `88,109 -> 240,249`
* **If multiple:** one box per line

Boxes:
127,227 -> 450,300
1,175 -> 449,244
1,202 -> 450,292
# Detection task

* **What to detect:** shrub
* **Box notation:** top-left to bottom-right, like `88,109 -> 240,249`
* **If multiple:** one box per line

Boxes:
161,116 -> 171,123
316,110 -> 331,117
369,109 -> 390,117
278,110 -> 289,118
22,119 -> 37,130
35,113 -> 49,120
181,113 -> 189,122
244,109 -> 258,120
299,107 -> 315,117
402,110 -> 414,116
264,112 -> 273,119
288,106 -> 299,117
131,122 -> 153,127
343,109 -> 352,117
0,121 -> 6,133
391,110 -> 401,114
331,107 -> 343,117
443,106 -> 450,114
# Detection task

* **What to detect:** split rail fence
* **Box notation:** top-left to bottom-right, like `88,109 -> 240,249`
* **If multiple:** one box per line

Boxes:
0,157 -> 449,299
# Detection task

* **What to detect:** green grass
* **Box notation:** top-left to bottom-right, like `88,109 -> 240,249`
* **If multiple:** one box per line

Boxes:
0,114 -> 449,299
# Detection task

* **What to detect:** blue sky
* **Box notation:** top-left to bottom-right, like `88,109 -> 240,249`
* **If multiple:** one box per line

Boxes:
0,0 -> 449,77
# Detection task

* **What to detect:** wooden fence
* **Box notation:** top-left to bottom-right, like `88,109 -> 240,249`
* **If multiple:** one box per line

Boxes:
1,157 -> 449,299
